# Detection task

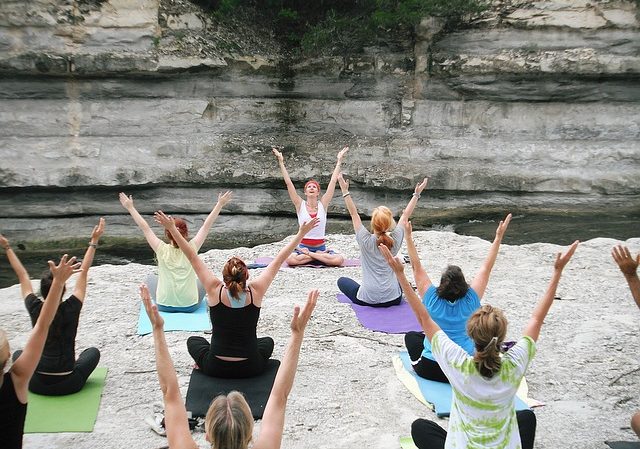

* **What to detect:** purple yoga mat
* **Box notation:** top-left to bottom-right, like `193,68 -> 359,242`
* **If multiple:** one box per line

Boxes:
253,257 -> 360,268
337,293 -> 422,334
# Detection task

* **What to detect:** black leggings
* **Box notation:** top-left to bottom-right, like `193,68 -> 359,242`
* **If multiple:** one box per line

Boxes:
186,336 -> 274,379
411,409 -> 537,449
337,276 -> 402,307
13,347 -> 101,396
405,331 -> 449,383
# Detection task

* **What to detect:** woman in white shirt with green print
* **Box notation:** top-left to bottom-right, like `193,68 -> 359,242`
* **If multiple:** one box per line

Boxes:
381,239 -> 579,449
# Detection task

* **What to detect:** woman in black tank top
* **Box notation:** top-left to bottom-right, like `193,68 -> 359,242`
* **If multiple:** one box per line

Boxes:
155,208 -> 319,378
0,254 -> 79,449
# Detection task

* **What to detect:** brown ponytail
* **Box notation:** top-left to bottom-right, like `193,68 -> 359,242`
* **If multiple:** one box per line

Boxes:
222,257 -> 248,299
371,206 -> 395,249
467,305 -> 508,378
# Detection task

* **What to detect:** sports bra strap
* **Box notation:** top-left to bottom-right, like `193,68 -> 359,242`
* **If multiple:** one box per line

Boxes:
247,286 -> 254,305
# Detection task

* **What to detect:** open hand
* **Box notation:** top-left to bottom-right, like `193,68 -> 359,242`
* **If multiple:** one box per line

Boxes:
140,283 -> 164,330
414,177 -> 428,196
119,192 -> 134,210
495,213 -> 512,241
338,173 -> 349,193
612,245 -> 639,277
554,240 -> 579,272
217,190 -> 233,207
337,146 -> 349,162
48,254 -> 82,283
291,289 -> 318,335
90,217 -> 106,242
0,234 -> 9,250
272,147 -> 284,163
379,243 -> 404,274
154,210 -> 176,230
403,220 -> 413,236
299,217 -> 320,236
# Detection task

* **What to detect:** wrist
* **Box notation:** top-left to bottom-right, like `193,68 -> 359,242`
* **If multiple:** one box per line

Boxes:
342,191 -> 351,198
412,192 -> 420,199
89,242 -> 98,248
2,245 -> 10,251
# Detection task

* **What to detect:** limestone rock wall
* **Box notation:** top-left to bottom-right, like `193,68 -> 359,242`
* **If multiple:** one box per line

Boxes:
0,0 -> 639,246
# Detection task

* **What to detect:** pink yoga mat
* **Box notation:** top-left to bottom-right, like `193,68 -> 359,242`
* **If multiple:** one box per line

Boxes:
253,257 -> 360,268
337,293 -> 422,334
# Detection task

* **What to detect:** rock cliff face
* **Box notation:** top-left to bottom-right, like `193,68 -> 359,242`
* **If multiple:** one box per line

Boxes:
0,0 -> 639,247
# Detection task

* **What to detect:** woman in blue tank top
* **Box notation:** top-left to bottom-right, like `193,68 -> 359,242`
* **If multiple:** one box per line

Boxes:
403,213 -> 512,383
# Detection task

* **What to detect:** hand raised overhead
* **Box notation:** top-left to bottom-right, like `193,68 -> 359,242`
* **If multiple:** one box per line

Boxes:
272,147 -> 284,163
554,240 -> 579,272
91,217 -> 106,242
48,254 -> 82,283
217,190 -> 233,207
140,283 -> 164,330
0,234 -> 9,250
338,173 -> 349,192
495,213 -> 512,241
379,243 -> 405,274
153,210 -> 176,230
414,178 -> 428,196
337,146 -> 349,162
612,245 -> 639,277
118,192 -> 134,210
299,217 -> 320,236
291,289 -> 318,335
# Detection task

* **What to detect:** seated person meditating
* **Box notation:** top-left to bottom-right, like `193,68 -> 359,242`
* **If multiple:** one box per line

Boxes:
119,191 -> 231,312
403,213 -> 512,382
272,145 -> 348,267
0,255 -> 80,449
1,220 -> 104,396
139,282 -> 318,449
336,173 -> 428,307
155,209 -> 318,378
381,240 -> 579,449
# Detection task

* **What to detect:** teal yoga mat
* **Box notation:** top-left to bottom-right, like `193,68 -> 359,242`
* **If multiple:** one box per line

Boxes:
24,367 -> 108,433
137,300 -> 211,335
396,352 -> 530,417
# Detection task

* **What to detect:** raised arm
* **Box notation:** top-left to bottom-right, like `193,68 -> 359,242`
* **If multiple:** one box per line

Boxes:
320,145 -> 349,210
119,192 -> 162,251
337,173 -> 361,232
380,244 -> 440,341
140,284 -> 197,449
73,218 -> 105,302
612,245 -> 640,309
11,255 -> 81,401
470,213 -> 512,299
398,177 -> 428,226
0,234 -> 33,298
272,147 -> 303,211
524,240 -> 579,342
251,218 -> 320,297
253,290 -> 318,449
403,221 -> 432,297
191,190 -> 232,249
154,211 -> 222,293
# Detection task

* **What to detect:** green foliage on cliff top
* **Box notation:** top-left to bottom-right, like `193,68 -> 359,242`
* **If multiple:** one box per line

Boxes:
191,0 -> 485,55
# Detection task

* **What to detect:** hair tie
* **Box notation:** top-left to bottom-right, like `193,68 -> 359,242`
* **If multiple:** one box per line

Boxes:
483,336 -> 498,352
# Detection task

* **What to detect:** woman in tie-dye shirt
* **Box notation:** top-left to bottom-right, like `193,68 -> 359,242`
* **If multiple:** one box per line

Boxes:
381,240 -> 579,449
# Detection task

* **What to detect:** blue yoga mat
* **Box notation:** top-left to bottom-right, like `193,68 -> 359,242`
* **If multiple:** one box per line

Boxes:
137,300 -> 211,335
396,351 -> 530,417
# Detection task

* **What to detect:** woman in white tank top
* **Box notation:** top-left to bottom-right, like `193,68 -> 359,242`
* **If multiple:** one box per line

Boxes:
273,145 -> 349,267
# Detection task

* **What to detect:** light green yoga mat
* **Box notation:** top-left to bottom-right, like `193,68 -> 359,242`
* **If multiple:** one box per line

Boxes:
400,436 -> 419,449
24,367 -> 108,433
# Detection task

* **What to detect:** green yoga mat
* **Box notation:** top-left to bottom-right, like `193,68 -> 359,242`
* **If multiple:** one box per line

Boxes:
24,367 -> 108,433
